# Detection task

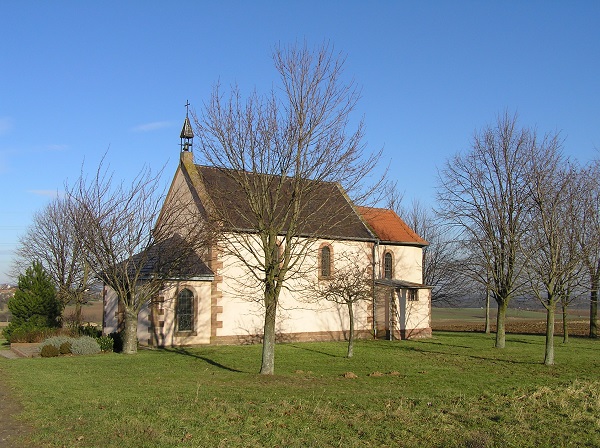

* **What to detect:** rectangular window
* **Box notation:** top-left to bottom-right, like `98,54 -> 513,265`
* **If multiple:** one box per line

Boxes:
408,289 -> 418,301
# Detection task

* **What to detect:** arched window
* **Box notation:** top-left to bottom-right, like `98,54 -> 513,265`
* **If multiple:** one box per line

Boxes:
176,289 -> 194,332
320,245 -> 332,278
384,252 -> 393,280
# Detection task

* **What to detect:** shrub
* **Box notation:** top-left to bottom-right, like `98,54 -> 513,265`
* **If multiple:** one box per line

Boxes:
40,335 -> 101,356
41,336 -> 74,350
8,262 -> 61,339
59,341 -> 72,355
70,336 -> 101,356
40,344 -> 59,358
5,324 -> 59,343
79,324 -> 101,338
95,335 -> 114,352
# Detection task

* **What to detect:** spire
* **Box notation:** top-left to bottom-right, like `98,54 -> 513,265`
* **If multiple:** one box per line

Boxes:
180,100 -> 194,152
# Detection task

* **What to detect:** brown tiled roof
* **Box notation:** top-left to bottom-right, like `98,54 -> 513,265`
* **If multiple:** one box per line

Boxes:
195,165 -> 374,241
116,235 -> 213,281
375,279 -> 432,289
356,206 -> 428,246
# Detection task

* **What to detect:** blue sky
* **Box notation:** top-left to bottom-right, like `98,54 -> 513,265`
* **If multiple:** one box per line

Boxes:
1,1 -> 599,284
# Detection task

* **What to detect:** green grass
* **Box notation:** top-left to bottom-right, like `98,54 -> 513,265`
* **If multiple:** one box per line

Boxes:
1,333 -> 599,447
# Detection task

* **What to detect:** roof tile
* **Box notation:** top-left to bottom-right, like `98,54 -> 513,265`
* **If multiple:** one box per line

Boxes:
357,206 -> 428,246
196,165 -> 374,240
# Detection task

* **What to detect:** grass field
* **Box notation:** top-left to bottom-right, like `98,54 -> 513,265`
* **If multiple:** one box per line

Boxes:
1,332 -> 599,447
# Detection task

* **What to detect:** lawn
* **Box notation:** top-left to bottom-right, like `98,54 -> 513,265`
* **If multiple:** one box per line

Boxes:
1,332 -> 599,447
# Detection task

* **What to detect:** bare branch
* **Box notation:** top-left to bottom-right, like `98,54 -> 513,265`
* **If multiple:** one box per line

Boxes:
192,43 -> 383,373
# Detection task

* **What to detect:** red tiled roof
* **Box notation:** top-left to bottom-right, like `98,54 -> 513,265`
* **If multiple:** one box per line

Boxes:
356,206 -> 428,246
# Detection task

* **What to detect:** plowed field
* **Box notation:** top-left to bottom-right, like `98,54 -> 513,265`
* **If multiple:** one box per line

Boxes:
432,307 -> 592,336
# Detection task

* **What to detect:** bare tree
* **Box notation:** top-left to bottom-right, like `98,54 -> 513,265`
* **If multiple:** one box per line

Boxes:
399,199 -> 464,305
459,237 -> 496,334
69,160 -> 212,354
523,138 -> 582,365
556,165 -> 587,344
579,160 -> 600,338
12,196 -> 92,326
193,43 -> 381,374
558,273 -> 586,344
383,180 -> 405,216
307,252 -> 372,358
437,112 -> 534,348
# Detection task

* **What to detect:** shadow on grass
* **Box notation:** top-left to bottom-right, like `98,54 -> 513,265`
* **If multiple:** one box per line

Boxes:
395,332 -> 544,365
402,345 -> 541,365
161,347 -> 243,372
288,344 -> 345,358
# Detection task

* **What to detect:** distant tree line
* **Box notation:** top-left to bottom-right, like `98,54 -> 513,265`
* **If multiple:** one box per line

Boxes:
435,112 -> 599,365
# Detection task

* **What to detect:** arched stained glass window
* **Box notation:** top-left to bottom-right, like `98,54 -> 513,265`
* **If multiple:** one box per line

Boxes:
176,289 -> 194,332
320,246 -> 331,278
384,252 -> 393,280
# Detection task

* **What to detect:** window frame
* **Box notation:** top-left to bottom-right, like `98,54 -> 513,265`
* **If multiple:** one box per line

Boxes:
383,251 -> 393,280
176,288 -> 194,333
319,244 -> 333,279
408,289 -> 418,302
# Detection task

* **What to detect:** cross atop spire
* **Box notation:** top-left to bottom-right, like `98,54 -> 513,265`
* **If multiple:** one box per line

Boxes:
180,100 -> 194,152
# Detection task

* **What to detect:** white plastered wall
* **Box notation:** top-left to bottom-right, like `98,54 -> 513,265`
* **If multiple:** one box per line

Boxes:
155,280 -> 212,345
102,280 -> 212,346
214,235 -> 373,340
395,287 -> 431,335
377,243 -> 431,334
378,244 -> 423,283
102,286 -> 119,335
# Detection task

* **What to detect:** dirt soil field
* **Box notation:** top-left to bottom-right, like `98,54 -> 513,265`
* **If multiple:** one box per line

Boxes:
432,312 -> 591,337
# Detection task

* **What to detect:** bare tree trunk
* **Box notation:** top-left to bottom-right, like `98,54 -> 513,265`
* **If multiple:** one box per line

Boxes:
495,300 -> 507,348
544,303 -> 555,365
260,290 -> 277,375
123,307 -> 139,355
75,299 -> 82,327
484,288 -> 491,334
562,302 -> 569,344
347,302 -> 354,358
590,277 -> 598,338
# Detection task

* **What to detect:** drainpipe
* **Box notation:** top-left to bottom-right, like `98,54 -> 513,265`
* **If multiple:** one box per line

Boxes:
372,240 -> 379,339
389,288 -> 394,341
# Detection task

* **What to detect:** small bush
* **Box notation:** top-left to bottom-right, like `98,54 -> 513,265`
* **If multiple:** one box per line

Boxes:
40,335 -> 102,356
40,344 -> 59,358
5,325 -> 57,343
70,336 -> 101,356
59,341 -> 72,355
79,324 -> 101,338
41,336 -> 74,350
95,335 -> 114,352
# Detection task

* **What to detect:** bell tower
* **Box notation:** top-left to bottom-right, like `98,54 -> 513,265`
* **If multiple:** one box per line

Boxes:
180,100 -> 194,152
